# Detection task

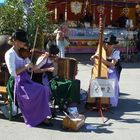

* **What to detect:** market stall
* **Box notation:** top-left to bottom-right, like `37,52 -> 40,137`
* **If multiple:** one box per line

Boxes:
66,27 -> 137,54
48,0 -> 139,57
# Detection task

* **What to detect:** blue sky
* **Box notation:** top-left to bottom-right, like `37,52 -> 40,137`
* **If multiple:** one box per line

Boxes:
0,0 -> 5,6
0,0 -> 5,3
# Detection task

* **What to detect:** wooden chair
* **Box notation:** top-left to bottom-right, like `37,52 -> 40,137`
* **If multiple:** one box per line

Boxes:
0,86 -> 13,120
0,86 -> 7,103
0,68 -> 18,120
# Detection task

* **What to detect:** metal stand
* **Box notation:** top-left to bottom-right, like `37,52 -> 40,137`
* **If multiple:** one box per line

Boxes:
84,97 -> 111,123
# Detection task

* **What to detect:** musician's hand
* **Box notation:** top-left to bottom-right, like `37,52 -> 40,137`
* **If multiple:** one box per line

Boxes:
45,67 -> 54,72
90,55 -> 99,61
39,52 -> 49,58
44,52 -> 49,58
94,55 -> 99,59
25,63 -> 33,69
31,65 -> 40,71
90,55 -> 94,61
53,55 -> 59,61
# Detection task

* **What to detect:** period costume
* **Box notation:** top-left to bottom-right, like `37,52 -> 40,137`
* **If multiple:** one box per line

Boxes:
104,35 -> 121,107
88,35 -> 121,107
5,30 -> 51,127
107,49 -> 120,107
33,56 -> 54,86
32,44 -> 59,86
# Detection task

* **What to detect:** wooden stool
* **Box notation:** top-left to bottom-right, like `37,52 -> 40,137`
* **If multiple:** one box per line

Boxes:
0,86 -> 7,103
0,86 -> 13,120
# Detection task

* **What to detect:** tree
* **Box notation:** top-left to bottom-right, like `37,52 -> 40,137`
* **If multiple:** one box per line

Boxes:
0,0 -> 55,49
0,0 -> 24,34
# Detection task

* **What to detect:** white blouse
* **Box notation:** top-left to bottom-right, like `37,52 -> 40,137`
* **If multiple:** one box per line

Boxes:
36,55 -> 52,68
5,47 -> 31,76
106,49 -> 120,61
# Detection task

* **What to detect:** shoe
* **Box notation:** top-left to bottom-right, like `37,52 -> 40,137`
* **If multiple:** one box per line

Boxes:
43,119 -> 53,127
4,100 -> 9,105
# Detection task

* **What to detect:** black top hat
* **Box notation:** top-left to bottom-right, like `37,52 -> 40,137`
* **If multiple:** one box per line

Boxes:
104,35 -> 118,45
12,29 -> 28,43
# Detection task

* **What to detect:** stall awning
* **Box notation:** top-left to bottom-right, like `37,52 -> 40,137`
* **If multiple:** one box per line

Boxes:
50,0 -> 140,7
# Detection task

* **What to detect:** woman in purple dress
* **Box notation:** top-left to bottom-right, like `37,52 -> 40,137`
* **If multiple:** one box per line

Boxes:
103,35 -> 121,107
32,44 -> 59,86
90,35 -> 121,107
5,29 -> 52,127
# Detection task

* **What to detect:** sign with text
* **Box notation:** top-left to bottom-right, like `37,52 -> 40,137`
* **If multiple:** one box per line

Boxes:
90,79 -> 115,97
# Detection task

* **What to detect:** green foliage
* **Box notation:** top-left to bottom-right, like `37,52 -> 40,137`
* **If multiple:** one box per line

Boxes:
0,0 -> 24,34
26,0 -> 49,48
0,0 -> 56,48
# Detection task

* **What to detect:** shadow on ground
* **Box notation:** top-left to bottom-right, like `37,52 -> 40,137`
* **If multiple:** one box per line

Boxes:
1,91 -> 140,133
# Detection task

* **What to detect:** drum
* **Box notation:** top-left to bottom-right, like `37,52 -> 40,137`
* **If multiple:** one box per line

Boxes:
57,57 -> 78,80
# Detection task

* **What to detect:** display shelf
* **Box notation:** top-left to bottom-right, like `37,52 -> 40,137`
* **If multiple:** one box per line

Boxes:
66,27 -> 137,54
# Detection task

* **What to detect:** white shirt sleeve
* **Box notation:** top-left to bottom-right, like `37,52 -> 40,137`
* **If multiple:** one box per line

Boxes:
112,50 -> 120,61
5,51 -> 16,76
36,56 -> 47,68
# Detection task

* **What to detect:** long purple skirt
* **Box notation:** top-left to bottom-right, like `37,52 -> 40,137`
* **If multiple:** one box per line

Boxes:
108,68 -> 119,107
14,71 -> 51,127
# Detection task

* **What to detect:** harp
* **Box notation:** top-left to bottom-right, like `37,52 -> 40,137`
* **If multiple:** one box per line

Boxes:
87,6 -> 110,119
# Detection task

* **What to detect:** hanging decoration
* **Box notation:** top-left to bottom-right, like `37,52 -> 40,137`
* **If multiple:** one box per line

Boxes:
135,3 -> 140,28
110,0 -> 113,21
84,0 -> 89,14
122,0 -> 129,16
70,1 -> 83,15
54,6 -> 57,21
65,2 -> 68,21
122,7 -> 129,16
97,5 -> 105,15
136,3 -> 140,13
